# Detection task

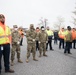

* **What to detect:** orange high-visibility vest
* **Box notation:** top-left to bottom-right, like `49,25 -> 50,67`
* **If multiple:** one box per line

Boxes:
0,24 -> 11,45
58,30 -> 65,39
75,31 -> 76,39
71,30 -> 76,40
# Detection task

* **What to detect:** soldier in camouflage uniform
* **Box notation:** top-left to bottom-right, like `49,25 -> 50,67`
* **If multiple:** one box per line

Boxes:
11,25 -> 23,66
26,24 -> 38,63
38,26 -> 48,57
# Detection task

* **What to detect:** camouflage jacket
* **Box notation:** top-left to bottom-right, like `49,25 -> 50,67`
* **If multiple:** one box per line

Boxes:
38,30 -> 48,43
26,29 -> 37,43
11,30 -> 21,44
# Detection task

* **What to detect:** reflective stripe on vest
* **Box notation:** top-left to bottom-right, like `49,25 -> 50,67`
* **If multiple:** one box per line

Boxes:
0,26 -> 11,44
0,34 -> 11,38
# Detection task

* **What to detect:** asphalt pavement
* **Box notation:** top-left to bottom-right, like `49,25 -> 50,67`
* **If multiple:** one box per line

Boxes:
1,37 -> 76,75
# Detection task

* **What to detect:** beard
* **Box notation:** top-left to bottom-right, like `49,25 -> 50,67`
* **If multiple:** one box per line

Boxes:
1,21 -> 5,24
1,20 -> 5,24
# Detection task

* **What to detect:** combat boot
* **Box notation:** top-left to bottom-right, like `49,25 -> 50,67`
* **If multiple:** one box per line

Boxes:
11,61 -> 14,66
39,54 -> 41,57
39,53 -> 42,57
33,58 -> 38,61
39,54 -> 42,57
18,59 -> 23,63
26,59 -> 29,63
43,54 -> 48,57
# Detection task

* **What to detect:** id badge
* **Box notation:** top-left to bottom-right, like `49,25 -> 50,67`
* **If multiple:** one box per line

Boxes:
1,46 -> 3,51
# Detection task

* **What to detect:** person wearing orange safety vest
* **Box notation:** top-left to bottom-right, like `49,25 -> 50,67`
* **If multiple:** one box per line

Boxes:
0,14 -> 14,74
36,27 -> 40,51
19,29 -> 24,46
58,28 -> 65,49
71,28 -> 76,49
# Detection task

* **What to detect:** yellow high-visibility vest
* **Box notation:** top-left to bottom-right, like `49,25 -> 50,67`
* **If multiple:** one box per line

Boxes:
0,26 -> 11,45
46,30 -> 53,36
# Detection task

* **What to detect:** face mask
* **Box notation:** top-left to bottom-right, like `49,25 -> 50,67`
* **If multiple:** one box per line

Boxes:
1,21 -> 5,24
14,28 -> 18,31
42,28 -> 45,30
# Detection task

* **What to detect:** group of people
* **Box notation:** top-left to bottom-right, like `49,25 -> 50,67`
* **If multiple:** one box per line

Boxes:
26,25 -> 48,63
26,24 -> 76,63
0,14 -> 76,74
58,27 -> 76,54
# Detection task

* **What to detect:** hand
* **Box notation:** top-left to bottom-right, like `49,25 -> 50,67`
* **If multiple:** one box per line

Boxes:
46,41 -> 48,43
17,41 -> 20,44
39,41 -> 41,43
33,39 -> 35,42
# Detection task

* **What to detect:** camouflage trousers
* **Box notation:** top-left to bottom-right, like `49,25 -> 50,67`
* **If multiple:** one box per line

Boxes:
39,42 -> 46,55
11,44 -> 21,61
27,43 -> 36,59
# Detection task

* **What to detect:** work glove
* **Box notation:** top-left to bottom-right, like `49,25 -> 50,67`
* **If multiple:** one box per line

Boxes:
32,39 -> 35,42
46,41 -> 48,43
38,41 -> 41,44
17,41 -> 20,44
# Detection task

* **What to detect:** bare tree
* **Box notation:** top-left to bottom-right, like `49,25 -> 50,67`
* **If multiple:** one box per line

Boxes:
39,17 -> 48,28
54,16 -> 65,30
72,4 -> 76,26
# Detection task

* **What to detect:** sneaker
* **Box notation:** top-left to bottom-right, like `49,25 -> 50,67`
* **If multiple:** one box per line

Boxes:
5,69 -> 14,73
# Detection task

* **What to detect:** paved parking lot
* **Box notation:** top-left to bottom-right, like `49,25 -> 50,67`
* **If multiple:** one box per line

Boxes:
1,37 -> 76,75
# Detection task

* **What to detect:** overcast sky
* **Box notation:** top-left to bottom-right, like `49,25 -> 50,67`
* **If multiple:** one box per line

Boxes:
0,0 -> 76,29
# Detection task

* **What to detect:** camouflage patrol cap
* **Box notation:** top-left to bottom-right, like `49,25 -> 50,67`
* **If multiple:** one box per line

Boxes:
30,24 -> 34,29
30,24 -> 34,27
13,25 -> 18,28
